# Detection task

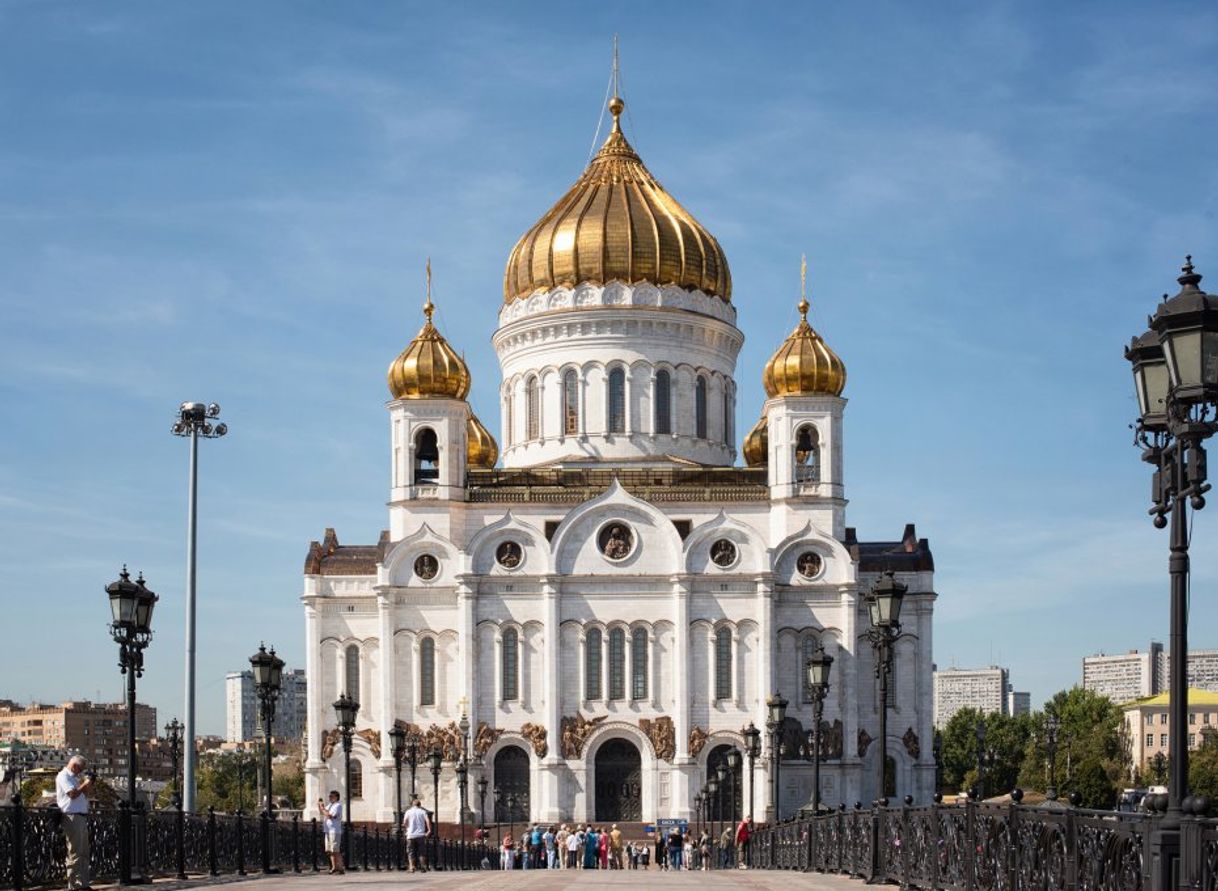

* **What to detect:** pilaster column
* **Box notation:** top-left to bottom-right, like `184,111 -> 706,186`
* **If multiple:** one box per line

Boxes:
540,577 -> 562,821
304,604 -> 322,767
456,578 -> 476,724
649,631 -> 660,709
733,628 -> 744,709
671,574 -> 693,821
377,591 -> 396,821
707,626 -> 718,703
757,575 -> 775,814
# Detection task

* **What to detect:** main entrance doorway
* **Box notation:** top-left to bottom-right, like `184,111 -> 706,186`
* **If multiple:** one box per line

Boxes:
494,745 -> 530,823
594,738 -> 642,821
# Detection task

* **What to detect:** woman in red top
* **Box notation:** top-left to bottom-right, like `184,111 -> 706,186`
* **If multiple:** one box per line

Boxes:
735,818 -> 751,868
501,832 -> 515,870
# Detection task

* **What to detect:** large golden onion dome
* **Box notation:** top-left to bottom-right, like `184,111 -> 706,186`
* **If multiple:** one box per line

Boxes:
762,298 -> 847,398
742,415 -> 768,467
466,414 -> 499,469
503,96 -> 731,304
387,295 -> 472,400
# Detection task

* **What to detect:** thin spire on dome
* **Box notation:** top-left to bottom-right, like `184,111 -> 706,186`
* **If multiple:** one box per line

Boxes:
799,254 -> 809,319
424,256 -> 434,321
609,34 -> 624,134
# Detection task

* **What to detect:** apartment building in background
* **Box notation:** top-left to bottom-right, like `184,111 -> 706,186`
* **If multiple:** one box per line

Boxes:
225,668 -> 307,743
933,666 -> 1010,729
0,700 -> 157,776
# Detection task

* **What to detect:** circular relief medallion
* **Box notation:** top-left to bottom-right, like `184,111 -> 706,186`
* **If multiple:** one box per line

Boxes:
710,538 -> 738,568
597,523 -> 635,561
796,551 -> 823,580
413,554 -> 439,581
496,540 -> 523,570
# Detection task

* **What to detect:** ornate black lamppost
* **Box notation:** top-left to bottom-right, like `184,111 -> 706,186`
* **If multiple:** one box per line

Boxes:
170,401 -> 227,813
765,694 -> 788,822
405,734 -> 420,798
389,724 -> 406,870
333,693 -> 359,871
726,748 -> 742,842
801,644 -> 833,817
457,710 -> 471,849
493,786 -> 503,850
743,722 -> 761,822
108,566 -> 158,885
716,761 -> 729,848
164,719 -> 183,807
1042,713 -> 1060,801
707,776 -> 720,855
693,792 -> 703,836
455,762 -> 468,854
250,643 -> 284,874
476,775 -> 488,833
1125,257 -> 1218,884
429,749 -> 442,869
865,571 -> 906,804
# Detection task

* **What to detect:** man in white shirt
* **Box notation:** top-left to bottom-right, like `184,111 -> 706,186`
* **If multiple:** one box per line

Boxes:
317,790 -> 345,874
402,797 -> 432,873
55,756 -> 94,891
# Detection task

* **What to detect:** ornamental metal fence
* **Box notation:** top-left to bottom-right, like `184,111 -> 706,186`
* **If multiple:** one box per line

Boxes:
745,799 -> 1218,890
0,797 -> 490,890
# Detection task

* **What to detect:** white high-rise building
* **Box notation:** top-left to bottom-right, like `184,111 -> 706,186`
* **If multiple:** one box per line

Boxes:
301,89 -> 940,824
226,669 -> 307,743
932,667 -> 1009,729
1082,643 -> 1165,703
1007,689 -> 1030,717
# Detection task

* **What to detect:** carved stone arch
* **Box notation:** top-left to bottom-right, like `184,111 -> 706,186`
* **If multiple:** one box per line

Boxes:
696,730 -> 746,770
467,512 -> 550,575
683,511 -> 767,574
772,522 -> 855,586
581,720 -> 657,765
550,479 -> 683,575
380,523 -> 461,587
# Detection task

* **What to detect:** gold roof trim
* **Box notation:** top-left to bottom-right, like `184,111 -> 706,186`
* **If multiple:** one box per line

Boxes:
503,95 -> 731,304
387,263 -> 472,400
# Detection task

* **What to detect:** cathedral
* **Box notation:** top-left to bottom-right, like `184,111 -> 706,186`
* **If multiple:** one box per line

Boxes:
301,90 -> 937,825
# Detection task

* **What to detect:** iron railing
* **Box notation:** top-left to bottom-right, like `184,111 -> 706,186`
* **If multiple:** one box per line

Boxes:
745,799 -> 1218,890
0,797 -> 491,889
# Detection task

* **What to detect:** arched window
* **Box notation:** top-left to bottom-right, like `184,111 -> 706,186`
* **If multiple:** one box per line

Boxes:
714,627 -> 732,701
349,760 -> 363,799
795,424 -> 820,482
607,367 -> 626,433
608,628 -> 626,700
631,628 -> 648,700
419,637 -> 436,706
695,377 -> 708,439
563,370 -> 579,435
802,637 -> 819,703
723,386 -> 733,446
585,629 -> 603,700
526,376 -> 539,440
501,628 -> 519,701
505,394 -> 514,447
344,644 -> 360,701
413,428 -> 439,482
654,370 -> 672,434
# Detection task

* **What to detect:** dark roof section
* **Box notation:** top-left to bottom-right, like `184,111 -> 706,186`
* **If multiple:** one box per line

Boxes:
845,523 -> 934,573
304,528 -> 389,576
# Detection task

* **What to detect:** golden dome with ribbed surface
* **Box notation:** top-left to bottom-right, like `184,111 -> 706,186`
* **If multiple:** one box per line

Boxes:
503,96 -> 731,304
466,414 -> 499,469
387,296 -> 472,400
743,415 -> 768,467
763,298 -> 847,398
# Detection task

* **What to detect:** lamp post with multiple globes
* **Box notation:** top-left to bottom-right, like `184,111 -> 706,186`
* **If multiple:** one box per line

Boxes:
800,643 -> 833,817
764,695 -> 788,823
864,571 -> 906,804
249,644 -> 284,874
332,694 -> 359,871
743,722 -> 761,822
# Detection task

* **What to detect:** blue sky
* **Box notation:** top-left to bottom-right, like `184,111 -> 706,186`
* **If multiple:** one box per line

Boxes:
2,2 -> 1217,735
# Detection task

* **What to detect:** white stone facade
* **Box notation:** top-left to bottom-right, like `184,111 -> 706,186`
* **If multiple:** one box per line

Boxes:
301,287 -> 938,825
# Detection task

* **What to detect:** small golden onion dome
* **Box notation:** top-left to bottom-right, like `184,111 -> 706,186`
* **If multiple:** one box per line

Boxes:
503,95 -> 731,304
762,298 -> 847,397
743,415 -> 768,467
387,296 -> 472,400
466,413 -> 499,469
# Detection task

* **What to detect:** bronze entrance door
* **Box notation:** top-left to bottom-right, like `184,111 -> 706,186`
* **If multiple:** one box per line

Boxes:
494,745 -> 530,823
594,739 -> 642,821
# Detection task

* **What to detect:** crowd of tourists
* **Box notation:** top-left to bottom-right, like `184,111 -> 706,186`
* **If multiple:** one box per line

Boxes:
496,817 -> 753,871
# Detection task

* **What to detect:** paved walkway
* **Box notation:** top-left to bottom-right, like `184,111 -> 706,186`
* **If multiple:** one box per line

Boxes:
132,869 -> 865,890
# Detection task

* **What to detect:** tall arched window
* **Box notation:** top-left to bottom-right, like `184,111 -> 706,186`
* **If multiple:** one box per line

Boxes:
631,628 -> 648,700
608,627 -> 626,700
607,367 -> 626,433
501,628 -> 519,701
413,428 -> 439,482
795,424 -> 820,482
563,370 -> 579,435
349,760 -> 363,799
654,370 -> 672,434
585,629 -> 603,700
695,377 -> 708,439
344,644 -> 360,701
525,376 -> 539,440
723,386 -> 733,446
419,637 -> 436,706
802,636 -> 819,703
714,627 -> 732,701
505,394 -> 514,447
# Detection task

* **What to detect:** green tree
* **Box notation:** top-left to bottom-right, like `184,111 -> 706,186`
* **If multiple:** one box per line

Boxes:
1188,727 -> 1218,817
938,708 -> 1032,796
1073,757 -> 1117,809
272,753 -> 305,808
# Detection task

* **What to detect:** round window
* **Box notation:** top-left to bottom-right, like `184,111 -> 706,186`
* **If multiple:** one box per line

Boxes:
413,554 -> 439,580
710,539 -> 738,568
796,551 -> 823,580
496,541 -> 523,569
597,523 -> 635,561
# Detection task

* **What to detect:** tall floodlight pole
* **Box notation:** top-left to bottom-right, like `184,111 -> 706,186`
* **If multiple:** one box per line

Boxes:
170,401 -> 227,812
